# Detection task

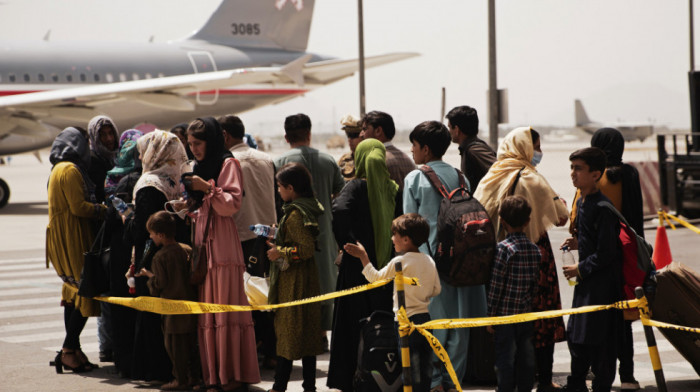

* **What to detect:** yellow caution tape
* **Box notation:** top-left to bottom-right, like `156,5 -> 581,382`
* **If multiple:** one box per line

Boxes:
659,210 -> 700,235
641,317 -> 700,334
67,276 -> 419,315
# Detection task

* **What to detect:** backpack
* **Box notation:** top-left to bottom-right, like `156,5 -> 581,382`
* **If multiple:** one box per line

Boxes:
420,166 -> 496,286
353,311 -> 402,392
597,201 -> 656,319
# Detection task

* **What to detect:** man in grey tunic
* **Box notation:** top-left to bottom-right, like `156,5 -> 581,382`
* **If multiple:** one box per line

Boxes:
274,113 -> 345,333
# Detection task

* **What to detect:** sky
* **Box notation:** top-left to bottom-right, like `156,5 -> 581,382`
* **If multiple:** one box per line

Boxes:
0,0 -> 694,134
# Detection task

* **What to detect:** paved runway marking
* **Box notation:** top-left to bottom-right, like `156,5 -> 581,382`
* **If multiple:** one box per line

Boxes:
0,277 -> 64,287
0,286 -> 59,297
0,257 -> 45,265
0,306 -> 63,319
0,319 -> 65,333
0,269 -> 58,278
0,263 -> 46,272
0,296 -> 59,308
0,328 -> 98,343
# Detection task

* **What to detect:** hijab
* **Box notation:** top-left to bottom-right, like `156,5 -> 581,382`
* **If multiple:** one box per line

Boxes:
87,115 -> 120,163
49,127 -> 95,202
104,129 -> 143,195
474,127 -> 568,242
591,127 -> 624,179
354,139 -> 398,268
192,117 -> 233,182
133,130 -> 188,201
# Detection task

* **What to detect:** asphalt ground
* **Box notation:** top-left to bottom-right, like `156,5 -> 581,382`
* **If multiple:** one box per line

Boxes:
1,138 -> 698,391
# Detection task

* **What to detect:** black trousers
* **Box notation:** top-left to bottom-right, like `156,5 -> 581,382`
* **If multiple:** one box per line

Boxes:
617,320 -> 635,381
62,305 -> 88,350
567,340 -> 617,392
535,343 -> 555,385
273,355 -> 316,392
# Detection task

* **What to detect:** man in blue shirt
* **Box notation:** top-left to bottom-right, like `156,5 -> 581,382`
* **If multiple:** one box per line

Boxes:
403,121 -> 487,391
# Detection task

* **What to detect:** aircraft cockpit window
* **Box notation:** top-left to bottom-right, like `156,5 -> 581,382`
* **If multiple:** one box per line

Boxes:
119,73 -> 127,82
132,73 -> 140,80
23,74 -> 30,82
38,74 -> 45,82
80,74 -> 86,82
66,74 -> 73,82
51,74 -> 58,82
8,74 -> 15,83
106,73 -> 114,83
94,74 -> 100,82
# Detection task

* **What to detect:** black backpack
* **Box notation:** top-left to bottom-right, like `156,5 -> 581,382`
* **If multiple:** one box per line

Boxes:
353,311 -> 402,392
421,166 -> 496,286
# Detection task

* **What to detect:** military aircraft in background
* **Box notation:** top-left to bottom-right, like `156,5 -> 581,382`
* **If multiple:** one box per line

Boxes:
0,0 -> 417,207
575,99 -> 654,142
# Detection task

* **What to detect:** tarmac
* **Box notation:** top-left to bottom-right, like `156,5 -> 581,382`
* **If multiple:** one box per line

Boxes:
0,138 -> 698,391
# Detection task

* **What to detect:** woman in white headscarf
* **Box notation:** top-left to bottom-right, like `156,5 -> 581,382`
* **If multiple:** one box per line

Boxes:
474,127 -> 569,392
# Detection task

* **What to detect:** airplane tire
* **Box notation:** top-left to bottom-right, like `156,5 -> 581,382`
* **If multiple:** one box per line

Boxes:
0,178 -> 9,208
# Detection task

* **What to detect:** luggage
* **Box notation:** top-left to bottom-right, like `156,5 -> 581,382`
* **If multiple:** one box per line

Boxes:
463,326 -> 497,386
354,311 -> 402,392
649,263 -> 700,377
420,166 -> 496,287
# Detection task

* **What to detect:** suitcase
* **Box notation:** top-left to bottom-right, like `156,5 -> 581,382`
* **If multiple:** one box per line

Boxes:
463,326 -> 497,385
353,311 -> 403,392
649,263 -> 700,377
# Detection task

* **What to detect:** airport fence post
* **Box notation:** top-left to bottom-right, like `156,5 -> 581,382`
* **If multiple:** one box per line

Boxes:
634,286 -> 668,392
395,262 -> 413,392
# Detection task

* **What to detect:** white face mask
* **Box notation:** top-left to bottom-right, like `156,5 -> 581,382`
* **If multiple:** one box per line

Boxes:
531,150 -> 543,166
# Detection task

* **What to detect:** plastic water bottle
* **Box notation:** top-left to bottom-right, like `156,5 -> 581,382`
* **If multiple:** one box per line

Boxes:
127,249 -> 136,295
110,195 -> 133,218
562,246 -> 578,286
249,224 -> 276,238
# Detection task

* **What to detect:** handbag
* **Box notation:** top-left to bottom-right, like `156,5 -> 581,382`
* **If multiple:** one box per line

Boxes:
78,222 -> 111,298
190,210 -> 212,285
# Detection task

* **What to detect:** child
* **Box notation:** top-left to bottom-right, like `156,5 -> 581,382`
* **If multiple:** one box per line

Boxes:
265,162 -> 324,392
486,195 -> 540,392
562,147 -> 622,392
138,211 -> 199,391
344,213 -> 441,392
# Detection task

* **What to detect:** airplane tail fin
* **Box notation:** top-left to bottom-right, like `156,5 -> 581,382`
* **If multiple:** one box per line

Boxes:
574,99 -> 590,126
185,0 -> 315,52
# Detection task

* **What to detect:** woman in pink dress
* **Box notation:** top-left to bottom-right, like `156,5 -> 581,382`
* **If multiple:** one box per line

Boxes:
186,117 -> 260,392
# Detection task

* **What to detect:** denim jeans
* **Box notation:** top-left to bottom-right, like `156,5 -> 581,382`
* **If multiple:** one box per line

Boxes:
493,321 -> 535,392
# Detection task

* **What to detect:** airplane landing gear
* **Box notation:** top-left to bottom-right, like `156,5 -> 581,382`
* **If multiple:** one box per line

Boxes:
0,178 -> 10,208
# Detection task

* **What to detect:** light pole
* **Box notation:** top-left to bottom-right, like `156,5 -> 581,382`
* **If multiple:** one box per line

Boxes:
488,0 -> 498,149
358,0 -> 366,117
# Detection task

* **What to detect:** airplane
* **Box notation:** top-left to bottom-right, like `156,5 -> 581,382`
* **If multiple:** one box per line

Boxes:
0,0 -> 417,208
574,99 -> 654,142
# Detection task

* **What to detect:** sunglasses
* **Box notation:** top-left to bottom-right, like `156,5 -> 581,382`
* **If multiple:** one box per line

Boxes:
346,132 -> 361,139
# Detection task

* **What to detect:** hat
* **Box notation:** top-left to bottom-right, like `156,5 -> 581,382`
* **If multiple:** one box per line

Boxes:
340,114 -> 361,133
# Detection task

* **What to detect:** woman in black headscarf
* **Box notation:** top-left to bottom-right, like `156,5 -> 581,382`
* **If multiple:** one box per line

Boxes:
569,127 -> 644,391
185,117 -> 260,391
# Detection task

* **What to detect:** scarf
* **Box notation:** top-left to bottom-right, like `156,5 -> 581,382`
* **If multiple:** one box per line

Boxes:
133,130 -> 188,201
192,117 -> 233,181
474,127 -> 568,242
105,129 -> 142,196
354,139 -> 398,268
87,115 -> 119,164
49,127 -> 95,202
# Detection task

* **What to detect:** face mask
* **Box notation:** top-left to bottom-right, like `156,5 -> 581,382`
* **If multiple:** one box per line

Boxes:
531,150 -> 543,166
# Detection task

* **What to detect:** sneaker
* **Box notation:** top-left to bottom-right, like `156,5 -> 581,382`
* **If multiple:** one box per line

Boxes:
620,379 -> 641,391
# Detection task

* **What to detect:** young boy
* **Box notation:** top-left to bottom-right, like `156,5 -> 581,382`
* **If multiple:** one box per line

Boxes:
344,213 -> 441,392
486,195 -> 540,392
402,121 -> 488,391
562,147 -> 622,392
138,211 -> 200,391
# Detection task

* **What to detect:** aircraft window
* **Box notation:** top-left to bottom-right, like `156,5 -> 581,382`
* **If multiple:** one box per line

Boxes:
106,73 -> 114,83
9,74 -> 15,82
23,74 -> 30,82
132,73 -> 140,80
145,73 -> 152,79
80,74 -> 86,82
38,74 -> 45,82
51,74 -> 58,82
94,73 -> 100,82
119,73 -> 127,82
66,74 -> 73,82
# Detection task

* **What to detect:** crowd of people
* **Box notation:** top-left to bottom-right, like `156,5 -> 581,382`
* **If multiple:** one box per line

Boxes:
44,105 -> 644,392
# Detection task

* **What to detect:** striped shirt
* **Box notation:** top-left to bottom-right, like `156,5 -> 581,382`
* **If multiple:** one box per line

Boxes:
487,232 -> 540,317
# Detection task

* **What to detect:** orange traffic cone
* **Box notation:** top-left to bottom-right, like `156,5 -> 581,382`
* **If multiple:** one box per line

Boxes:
652,225 -> 673,269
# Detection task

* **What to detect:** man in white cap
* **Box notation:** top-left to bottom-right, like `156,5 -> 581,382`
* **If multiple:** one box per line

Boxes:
337,114 -> 362,181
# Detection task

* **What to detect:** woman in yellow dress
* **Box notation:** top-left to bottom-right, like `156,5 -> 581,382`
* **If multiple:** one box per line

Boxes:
46,127 -> 107,373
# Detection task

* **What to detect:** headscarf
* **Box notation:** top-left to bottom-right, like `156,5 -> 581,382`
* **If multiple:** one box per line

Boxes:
104,129 -> 143,195
49,127 -> 95,202
354,139 -> 398,268
133,130 -> 188,201
87,115 -> 119,163
192,117 -> 234,181
591,127 -> 624,178
474,127 -> 568,242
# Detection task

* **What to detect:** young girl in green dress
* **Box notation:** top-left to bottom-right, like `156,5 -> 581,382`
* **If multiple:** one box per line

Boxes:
266,162 -> 324,392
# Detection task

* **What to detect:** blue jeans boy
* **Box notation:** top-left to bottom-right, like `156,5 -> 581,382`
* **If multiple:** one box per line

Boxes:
493,321 -> 535,392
